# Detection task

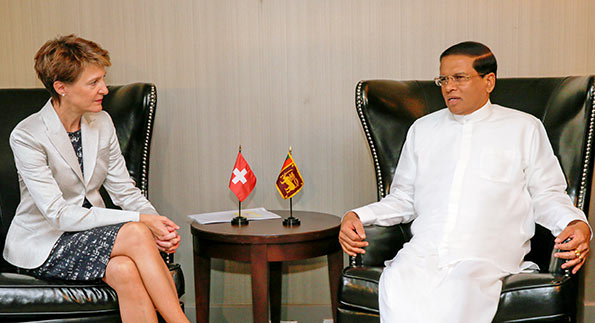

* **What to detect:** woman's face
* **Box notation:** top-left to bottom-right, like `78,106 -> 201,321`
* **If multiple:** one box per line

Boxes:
61,64 -> 108,114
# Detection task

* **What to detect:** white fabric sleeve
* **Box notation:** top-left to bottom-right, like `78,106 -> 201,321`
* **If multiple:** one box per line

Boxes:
101,112 -> 158,215
348,125 -> 418,226
10,127 -> 139,232
526,120 -> 591,237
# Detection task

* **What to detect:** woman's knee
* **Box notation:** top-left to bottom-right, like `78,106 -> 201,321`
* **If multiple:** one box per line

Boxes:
118,222 -> 154,244
105,256 -> 141,287
112,222 -> 159,257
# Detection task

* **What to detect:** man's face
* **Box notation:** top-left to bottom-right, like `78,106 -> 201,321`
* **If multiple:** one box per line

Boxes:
439,55 -> 495,115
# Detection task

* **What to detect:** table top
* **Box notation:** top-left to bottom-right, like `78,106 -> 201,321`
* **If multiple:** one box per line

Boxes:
191,210 -> 340,244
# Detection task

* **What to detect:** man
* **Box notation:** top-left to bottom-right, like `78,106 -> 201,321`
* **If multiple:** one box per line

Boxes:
339,41 -> 591,323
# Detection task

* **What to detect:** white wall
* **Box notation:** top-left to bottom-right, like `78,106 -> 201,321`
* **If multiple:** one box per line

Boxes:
1,1 -> 595,322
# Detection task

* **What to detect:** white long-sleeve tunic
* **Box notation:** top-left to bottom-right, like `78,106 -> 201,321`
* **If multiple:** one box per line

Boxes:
353,101 -> 588,273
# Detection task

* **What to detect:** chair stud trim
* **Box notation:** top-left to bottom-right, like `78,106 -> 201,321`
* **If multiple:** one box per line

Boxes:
577,83 -> 595,210
355,81 -> 386,202
141,85 -> 156,198
352,81 -> 386,267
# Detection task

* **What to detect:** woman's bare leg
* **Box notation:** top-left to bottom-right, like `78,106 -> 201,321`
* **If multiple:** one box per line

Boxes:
111,222 -> 188,323
103,256 -> 158,323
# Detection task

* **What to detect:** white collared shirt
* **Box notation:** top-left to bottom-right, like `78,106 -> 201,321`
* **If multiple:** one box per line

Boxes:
353,101 -> 589,273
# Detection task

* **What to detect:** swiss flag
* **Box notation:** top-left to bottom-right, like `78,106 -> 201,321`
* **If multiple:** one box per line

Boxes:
229,151 -> 257,202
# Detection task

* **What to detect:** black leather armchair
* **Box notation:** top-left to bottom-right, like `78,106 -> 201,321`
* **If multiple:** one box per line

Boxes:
0,83 -> 185,322
338,77 -> 595,323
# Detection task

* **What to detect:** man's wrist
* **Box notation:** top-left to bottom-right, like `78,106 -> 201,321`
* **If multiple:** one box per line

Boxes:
570,219 -> 592,234
342,211 -> 360,222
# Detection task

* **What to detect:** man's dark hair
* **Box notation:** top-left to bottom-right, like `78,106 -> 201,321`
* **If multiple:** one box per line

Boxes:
440,41 -> 497,77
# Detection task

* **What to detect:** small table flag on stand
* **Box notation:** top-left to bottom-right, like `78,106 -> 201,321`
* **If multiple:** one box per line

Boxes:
229,146 -> 256,226
275,147 -> 304,226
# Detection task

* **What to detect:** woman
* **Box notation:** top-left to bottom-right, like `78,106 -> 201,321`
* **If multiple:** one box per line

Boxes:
3,35 -> 189,323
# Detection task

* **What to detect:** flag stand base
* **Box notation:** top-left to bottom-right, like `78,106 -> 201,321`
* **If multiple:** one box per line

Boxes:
231,216 -> 249,226
283,216 -> 301,226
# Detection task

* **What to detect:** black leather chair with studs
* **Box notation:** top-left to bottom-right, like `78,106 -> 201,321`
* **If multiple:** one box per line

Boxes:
0,83 -> 184,322
338,77 -> 594,323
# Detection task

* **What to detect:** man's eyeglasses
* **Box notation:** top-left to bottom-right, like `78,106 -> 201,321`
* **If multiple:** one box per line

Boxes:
434,73 -> 486,87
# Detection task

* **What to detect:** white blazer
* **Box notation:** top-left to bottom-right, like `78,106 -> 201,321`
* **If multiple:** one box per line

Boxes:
4,99 -> 157,269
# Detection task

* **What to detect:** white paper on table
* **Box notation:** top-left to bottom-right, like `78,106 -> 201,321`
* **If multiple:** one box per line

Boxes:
187,207 -> 281,225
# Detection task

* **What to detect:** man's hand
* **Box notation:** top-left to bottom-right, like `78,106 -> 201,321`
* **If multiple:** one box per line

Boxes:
339,212 -> 369,257
554,220 -> 591,274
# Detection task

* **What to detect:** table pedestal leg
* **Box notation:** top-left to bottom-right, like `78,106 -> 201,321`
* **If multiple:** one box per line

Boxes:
194,254 -> 211,323
251,244 -> 269,323
269,261 -> 282,323
327,250 -> 343,322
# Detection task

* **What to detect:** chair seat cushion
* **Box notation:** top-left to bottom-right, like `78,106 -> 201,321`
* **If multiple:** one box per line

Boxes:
0,272 -> 118,320
0,263 -> 184,320
493,273 -> 577,322
339,266 -> 576,322
339,266 -> 382,313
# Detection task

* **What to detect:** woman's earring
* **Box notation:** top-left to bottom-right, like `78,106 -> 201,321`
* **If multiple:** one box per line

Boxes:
61,93 -> 65,97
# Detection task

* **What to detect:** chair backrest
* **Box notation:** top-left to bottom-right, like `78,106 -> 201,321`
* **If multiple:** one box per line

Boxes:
355,77 -> 595,271
0,83 -> 157,271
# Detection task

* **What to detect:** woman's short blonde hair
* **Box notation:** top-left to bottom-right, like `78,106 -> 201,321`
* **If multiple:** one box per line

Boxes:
34,34 -> 111,101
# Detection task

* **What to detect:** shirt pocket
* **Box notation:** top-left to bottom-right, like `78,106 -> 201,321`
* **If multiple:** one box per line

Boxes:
479,148 -> 517,183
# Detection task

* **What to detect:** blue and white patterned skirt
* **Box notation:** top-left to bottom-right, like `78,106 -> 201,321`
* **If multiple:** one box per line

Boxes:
21,222 -> 127,281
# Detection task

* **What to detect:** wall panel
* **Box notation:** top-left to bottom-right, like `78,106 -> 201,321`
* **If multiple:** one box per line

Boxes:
1,0 -> 594,321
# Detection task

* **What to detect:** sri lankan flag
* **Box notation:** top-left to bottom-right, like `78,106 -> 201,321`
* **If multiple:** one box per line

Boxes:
275,152 -> 304,199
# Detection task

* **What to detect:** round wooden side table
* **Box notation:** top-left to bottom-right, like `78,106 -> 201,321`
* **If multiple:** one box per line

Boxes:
191,210 -> 342,323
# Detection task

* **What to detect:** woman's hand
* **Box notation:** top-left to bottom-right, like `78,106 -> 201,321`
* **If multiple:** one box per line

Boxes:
139,214 -> 181,253
155,225 -> 181,254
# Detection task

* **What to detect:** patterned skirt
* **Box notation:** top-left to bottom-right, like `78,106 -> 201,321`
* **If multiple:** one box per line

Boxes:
21,222 -> 127,281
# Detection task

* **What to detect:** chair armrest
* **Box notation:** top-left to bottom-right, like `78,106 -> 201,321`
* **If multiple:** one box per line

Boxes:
549,239 -> 571,276
349,223 -> 412,267
167,263 -> 185,297
350,254 -> 360,267
548,253 -> 570,276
